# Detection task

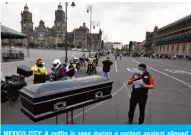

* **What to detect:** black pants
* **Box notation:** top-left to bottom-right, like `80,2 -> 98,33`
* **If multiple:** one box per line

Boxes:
128,93 -> 148,124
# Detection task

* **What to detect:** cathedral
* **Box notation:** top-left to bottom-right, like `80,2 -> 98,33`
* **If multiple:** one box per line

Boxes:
21,3 -> 103,50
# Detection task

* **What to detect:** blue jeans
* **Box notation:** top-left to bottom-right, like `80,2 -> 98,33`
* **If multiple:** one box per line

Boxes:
104,72 -> 109,78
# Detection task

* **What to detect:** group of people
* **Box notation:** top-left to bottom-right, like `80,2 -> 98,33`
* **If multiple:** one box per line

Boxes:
31,58 -> 77,84
114,52 -> 123,60
30,53 -> 155,125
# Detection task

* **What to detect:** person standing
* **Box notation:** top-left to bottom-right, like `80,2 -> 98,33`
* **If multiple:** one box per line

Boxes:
66,61 -> 77,79
31,58 -> 48,84
120,52 -> 122,60
51,59 -> 65,81
102,57 -> 113,79
127,63 -> 155,124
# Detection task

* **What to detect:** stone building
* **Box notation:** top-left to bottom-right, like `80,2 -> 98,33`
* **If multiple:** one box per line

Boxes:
145,14 -> 191,56
21,3 -> 102,50
21,3 -> 66,47
104,42 -> 114,50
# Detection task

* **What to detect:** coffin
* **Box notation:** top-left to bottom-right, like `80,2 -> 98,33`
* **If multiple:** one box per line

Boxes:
17,65 -> 33,77
20,75 -> 113,122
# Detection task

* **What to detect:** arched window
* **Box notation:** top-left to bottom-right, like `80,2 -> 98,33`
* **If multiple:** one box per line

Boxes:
177,44 -> 179,51
172,45 -> 174,51
182,44 -> 186,51
167,45 -> 169,51
24,16 -> 27,22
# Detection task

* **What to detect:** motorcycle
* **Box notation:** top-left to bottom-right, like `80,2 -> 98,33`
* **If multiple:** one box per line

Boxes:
1,75 -> 27,103
73,58 -> 81,70
87,62 -> 96,75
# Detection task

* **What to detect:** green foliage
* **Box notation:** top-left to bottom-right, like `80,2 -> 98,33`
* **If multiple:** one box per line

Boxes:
57,43 -> 64,48
14,43 -> 23,47
76,46 -> 81,49
70,44 -> 75,48
29,43 -> 35,48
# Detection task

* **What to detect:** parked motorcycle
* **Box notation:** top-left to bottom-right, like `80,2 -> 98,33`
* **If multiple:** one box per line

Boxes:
1,75 -> 27,103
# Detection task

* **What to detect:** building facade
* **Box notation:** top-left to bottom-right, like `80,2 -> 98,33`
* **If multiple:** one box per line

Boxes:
21,3 -> 102,50
129,41 -> 142,53
104,42 -> 114,50
145,14 -> 191,56
113,42 -> 123,50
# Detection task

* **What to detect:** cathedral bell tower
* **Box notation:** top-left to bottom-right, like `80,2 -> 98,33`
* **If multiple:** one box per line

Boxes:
21,4 -> 33,35
54,3 -> 66,34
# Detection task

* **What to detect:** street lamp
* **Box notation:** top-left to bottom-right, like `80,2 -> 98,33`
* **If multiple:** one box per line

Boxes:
92,21 -> 100,30
92,21 -> 101,51
65,2 -> 76,63
86,5 -> 92,57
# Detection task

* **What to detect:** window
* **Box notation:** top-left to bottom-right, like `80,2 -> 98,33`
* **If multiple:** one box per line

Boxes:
24,16 -> 27,22
172,45 -> 174,51
177,44 -> 179,51
40,33 -> 43,38
182,44 -> 186,51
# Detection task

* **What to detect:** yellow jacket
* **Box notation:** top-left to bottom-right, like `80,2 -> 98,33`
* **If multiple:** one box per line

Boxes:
31,65 -> 48,75
88,57 -> 96,63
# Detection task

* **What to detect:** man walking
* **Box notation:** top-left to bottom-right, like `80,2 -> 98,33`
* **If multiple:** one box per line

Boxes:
102,57 -> 113,79
127,63 -> 155,124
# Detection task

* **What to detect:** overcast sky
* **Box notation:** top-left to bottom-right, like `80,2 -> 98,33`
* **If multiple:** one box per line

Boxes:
1,2 -> 191,44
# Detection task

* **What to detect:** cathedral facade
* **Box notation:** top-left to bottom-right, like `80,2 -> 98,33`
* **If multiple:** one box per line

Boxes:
21,3 -> 102,50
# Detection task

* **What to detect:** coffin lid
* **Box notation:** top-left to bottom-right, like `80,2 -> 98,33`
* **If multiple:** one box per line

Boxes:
20,75 -> 112,98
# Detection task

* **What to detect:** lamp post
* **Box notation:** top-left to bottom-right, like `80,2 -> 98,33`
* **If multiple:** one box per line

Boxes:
92,21 -> 100,51
86,5 -> 92,57
65,2 -> 76,63
92,21 -> 100,30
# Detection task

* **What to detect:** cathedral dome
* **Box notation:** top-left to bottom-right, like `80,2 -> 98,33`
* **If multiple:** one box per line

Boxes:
58,3 -> 62,10
24,4 -> 29,11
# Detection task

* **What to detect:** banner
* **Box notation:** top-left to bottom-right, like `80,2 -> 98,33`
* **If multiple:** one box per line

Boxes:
1,125 -> 191,135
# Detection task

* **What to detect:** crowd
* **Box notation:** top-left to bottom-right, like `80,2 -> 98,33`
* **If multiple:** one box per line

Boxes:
30,51 -> 115,84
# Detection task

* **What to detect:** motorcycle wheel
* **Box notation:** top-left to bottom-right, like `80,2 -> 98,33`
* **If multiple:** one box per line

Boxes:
88,70 -> 91,75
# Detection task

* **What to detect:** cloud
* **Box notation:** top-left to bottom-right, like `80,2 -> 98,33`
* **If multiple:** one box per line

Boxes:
1,2 -> 191,44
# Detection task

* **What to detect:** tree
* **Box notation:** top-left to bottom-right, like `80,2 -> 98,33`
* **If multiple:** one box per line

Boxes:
76,46 -> 81,49
57,43 -> 64,48
70,44 -> 75,48
29,43 -> 35,48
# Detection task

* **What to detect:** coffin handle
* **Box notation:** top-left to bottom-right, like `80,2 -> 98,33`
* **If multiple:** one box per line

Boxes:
95,91 -> 103,99
54,101 -> 67,111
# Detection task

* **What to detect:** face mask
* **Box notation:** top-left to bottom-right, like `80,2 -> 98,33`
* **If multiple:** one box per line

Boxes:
138,70 -> 144,75
37,63 -> 43,67
53,64 -> 58,67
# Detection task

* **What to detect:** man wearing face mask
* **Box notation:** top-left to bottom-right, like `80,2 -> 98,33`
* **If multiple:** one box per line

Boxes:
127,63 -> 155,124
31,58 -> 48,84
